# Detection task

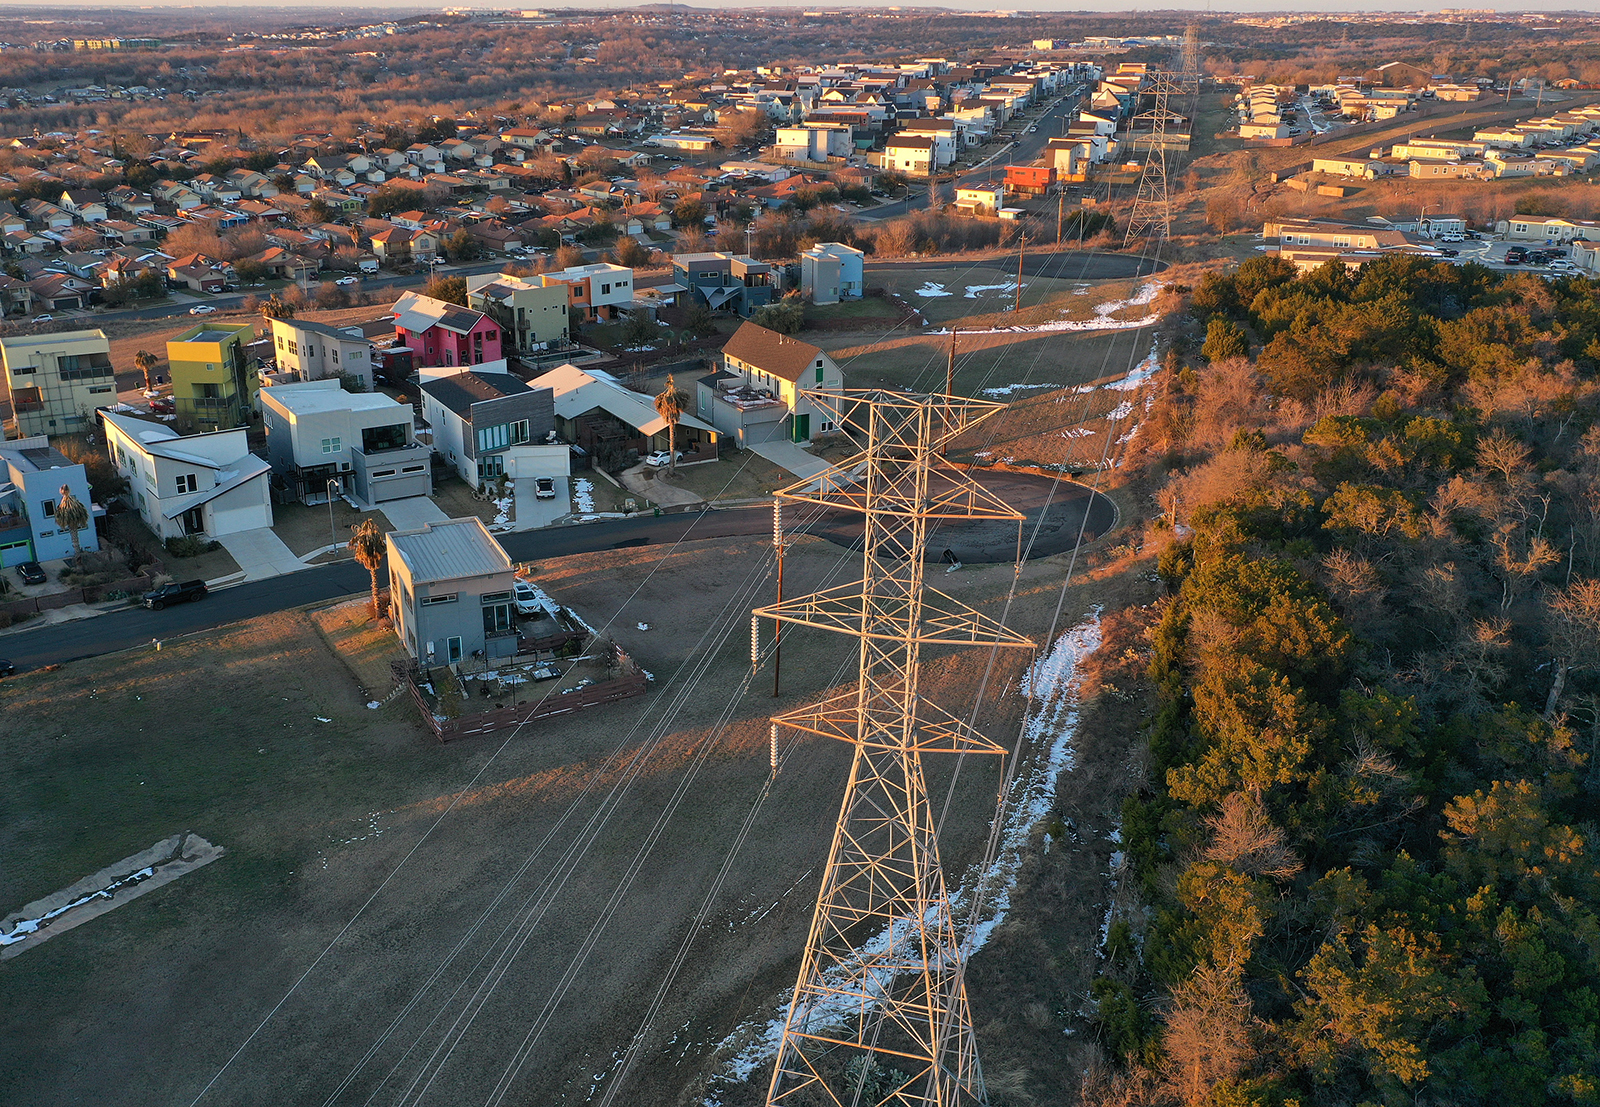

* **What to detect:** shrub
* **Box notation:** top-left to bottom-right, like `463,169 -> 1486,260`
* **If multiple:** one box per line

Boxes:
164,535 -> 221,558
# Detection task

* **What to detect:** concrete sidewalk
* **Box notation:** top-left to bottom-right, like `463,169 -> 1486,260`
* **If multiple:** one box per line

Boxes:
218,528 -> 304,581
751,440 -> 831,481
380,495 -> 451,530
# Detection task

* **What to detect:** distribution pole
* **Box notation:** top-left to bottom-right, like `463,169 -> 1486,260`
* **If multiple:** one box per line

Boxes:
772,495 -> 785,697
942,327 -> 958,457
756,389 -> 1035,1107
1057,191 -> 1064,244
1014,233 -> 1025,314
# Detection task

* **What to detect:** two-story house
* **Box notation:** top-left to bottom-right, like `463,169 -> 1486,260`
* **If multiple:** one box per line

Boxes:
800,242 -> 865,305
387,516 -> 519,664
101,411 -> 273,541
538,262 -> 635,323
166,322 -> 258,433
699,321 -> 845,444
267,317 -> 375,389
418,367 -> 567,491
0,329 -> 117,437
671,253 -> 774,318
260,379 -> 430,505
466,273 -> 570,353
0,436 -> 100,566
392,291 -> 503,369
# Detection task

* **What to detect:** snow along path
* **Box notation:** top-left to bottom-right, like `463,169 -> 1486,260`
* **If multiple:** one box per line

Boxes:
923,281 -> 1165,336
1,833 -> 224,958
702,610 -> 1104,1101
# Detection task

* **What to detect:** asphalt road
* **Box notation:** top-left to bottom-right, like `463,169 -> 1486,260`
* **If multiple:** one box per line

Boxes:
0,470 -> 1111,672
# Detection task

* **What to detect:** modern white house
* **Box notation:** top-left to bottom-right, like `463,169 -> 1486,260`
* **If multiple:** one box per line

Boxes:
267,317 -> 375,390
101,411 -> 272,542
799,242 -> 865,305
259,379 -> 430,505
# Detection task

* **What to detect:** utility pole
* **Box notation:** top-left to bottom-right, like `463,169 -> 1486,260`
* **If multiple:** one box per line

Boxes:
1057,190 -> 1065,244
756,391 -> 1034,1107
943,326 -> 958,455
772,496 -> 786,696
1014,232 -> 1025,314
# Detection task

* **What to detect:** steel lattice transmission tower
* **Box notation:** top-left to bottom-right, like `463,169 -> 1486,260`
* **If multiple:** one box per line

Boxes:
755,390 -> 1035,1107
1181,23 -> 1202,118
1123,69 -> 1184,244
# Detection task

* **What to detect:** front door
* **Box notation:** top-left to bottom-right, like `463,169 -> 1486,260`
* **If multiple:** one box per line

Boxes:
180,506 -> 205,535
446,636 -> 463,664
791,412 -> 810,443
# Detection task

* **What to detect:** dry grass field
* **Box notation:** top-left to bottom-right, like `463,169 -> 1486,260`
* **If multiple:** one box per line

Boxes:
0,528 -> 1144,1107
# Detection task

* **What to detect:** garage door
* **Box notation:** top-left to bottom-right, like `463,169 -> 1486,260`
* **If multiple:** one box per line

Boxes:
740,413 -> 790,447
0,537 -> 33,568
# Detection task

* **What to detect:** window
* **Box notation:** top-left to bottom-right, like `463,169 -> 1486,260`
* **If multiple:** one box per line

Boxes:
476,422 -> 510,454
600,283 -> 611,294
41,499 -> 55,517
332,349 -> 339,363
485,330 -> 497,341
175,473 -> 198,494
321,437 -> 342,454
815,362 -> 824,383
509,419 -> 529,445
477,454 -> 505,482
421,592 -> 458,605
277,335 -> 285,348
89,384 -> 113,394
370,469 -> 396,478
402,464 -> 426,473
481,591 -> 512,602
446,636 -> 463,663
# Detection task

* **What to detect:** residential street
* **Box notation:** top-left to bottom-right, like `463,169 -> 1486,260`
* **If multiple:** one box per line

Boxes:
0,469 -> 1107,672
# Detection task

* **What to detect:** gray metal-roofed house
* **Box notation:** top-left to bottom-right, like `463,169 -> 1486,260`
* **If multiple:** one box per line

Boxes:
387,516 -> 519,664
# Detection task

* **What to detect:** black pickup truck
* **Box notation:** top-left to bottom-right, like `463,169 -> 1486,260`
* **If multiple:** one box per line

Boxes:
142,579 -> 208,610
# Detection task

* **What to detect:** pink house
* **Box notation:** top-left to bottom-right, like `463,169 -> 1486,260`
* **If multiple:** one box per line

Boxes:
391,291 -> 503,368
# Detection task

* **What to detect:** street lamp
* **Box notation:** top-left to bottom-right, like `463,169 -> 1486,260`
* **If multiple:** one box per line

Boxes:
746,222 -> 757,258
327,478 -> 340,551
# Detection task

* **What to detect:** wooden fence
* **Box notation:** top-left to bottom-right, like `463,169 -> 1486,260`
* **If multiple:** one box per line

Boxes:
0,570 -> 162,621
400,648 -> 650,743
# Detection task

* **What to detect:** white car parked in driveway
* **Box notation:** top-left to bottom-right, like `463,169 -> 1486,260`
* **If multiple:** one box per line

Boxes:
514,581 -> 542,616
644,450 -> 681,468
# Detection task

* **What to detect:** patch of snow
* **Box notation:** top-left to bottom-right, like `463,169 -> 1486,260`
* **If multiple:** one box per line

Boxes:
914,282 -> 952,297
636,622 -> 651,631
314,716 -> 332,723
1073,340 -> 1161,394
1,865 -> 157,947
492,495 -> 513,528
979,382 -> 1060,398
366,701 -> 381,710
1106,399 -> 1135,422
573,478 -> 596,514
964,280 -> 1021,298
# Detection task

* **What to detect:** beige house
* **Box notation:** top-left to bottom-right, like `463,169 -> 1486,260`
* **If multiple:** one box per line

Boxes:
466,273 -> 570,353
1497,215 -> 1600,242
0,329 -> 116,437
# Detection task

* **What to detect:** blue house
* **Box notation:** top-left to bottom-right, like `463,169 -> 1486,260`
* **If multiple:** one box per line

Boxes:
0,436 -> 100,566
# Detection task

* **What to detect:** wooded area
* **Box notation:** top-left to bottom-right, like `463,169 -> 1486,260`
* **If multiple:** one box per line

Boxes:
1097,255 -> 1600,1104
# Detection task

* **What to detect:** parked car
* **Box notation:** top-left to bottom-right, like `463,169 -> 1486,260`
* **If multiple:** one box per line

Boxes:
34,314 -> 52,322
0,658 -> 14,678
644,450 -> 681,468
335,276 -> 359,286
15,561 -> 45,586
188,305 -> 216,315
513,581 -> 543,617
149,396 -> 175,415
142,579 -> 208,610
1438,248 -> 1459,257
531,664 -> 562,682
534,476 -> 556,499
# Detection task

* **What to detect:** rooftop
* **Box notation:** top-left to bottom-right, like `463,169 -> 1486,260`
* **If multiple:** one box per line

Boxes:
418,370 -> 531,419
722,321 -> 826,383
262,381 -> 410,416
388,516 -> 511,584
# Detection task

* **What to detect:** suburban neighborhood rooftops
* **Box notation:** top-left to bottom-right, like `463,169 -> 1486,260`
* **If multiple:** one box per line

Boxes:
273,317 -> 367,340
387,516 -> 511,583
1,442 -> 74,471
721,321 -> 826,383
531,362 -> 717,438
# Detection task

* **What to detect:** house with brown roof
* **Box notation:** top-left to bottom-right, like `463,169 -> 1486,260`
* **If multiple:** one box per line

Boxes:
698,320 -> 845,444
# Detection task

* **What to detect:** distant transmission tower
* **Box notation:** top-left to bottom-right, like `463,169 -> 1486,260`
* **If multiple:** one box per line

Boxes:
1181,23 -> 1202,121
756,390 -> 1035,1107
1123,69 -> 1182,244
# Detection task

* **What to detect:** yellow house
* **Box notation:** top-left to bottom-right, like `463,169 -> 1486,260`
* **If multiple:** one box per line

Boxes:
167,321 -> 258,432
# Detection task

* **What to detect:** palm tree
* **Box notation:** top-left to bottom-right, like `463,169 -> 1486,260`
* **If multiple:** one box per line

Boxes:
348,517 -> 387,615
134,349 -> 158,391
654,374 -> 688,472
56,485 -> 89,567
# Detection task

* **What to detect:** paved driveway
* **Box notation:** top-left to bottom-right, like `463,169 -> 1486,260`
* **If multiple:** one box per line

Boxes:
217,528 -> 304,582
751,440 -> 831,480
379,495 -> 451,531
